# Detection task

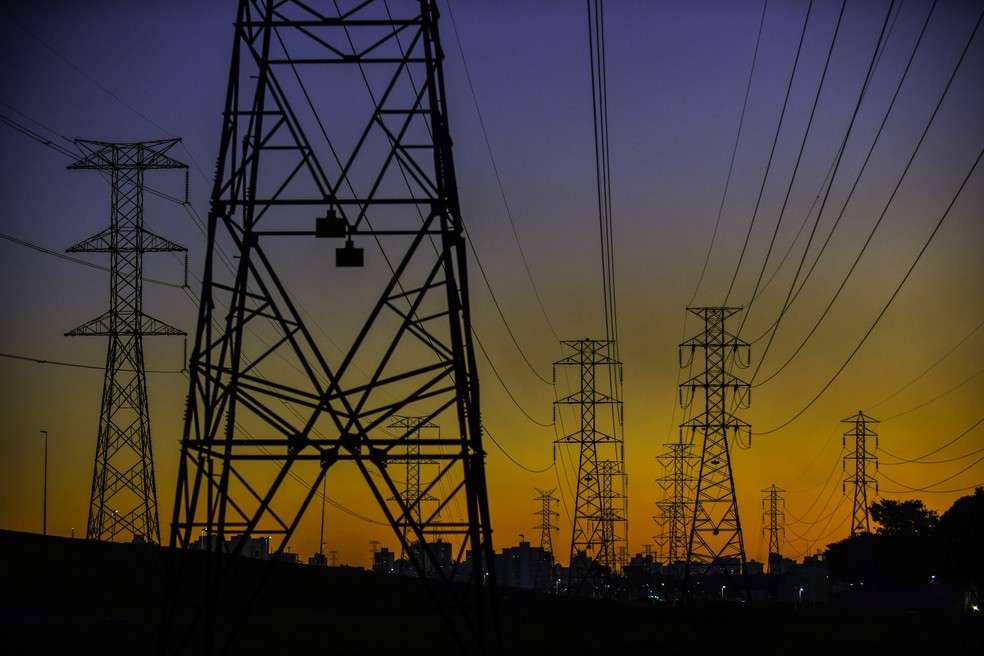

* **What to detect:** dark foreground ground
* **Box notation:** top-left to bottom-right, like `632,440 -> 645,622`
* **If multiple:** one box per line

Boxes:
1,530 -> 980,655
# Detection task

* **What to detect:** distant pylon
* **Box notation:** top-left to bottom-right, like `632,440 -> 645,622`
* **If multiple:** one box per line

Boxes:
553,338 -> 626,595
679,307 -> 751,589
554,339 -> 625,594
762,484 -> 785,574
388,416 -> 438,571
533,487 -> 559,589
599,459 -> 628,572
66,139 -> 186,544
842,411 -> 879,535
655,440 -> 696,567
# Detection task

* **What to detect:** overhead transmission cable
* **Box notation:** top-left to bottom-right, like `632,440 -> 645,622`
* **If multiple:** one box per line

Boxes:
736,0 -> 850,333
755,140 -> 984,435
587,0 -> 618,351
879,456 -> 984,494
724,0 -> 815,306
879,416 -> 984,464
444,0 -> 561,344
689,0 -> 769,306
868,317 -> 984,411
878,368 -> 984,422
749,1 -> 938,385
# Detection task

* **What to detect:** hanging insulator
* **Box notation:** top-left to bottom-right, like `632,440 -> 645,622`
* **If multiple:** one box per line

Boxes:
184,169 -> 189,204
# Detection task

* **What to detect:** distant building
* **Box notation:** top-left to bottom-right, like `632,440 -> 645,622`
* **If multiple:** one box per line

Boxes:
374,547 -> 396,574
230,535 -> 271,560
495,541 -> 552,590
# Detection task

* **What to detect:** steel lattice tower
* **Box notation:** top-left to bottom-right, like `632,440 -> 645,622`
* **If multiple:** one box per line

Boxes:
679,307 -> 750,588
66,139 -> 186,544
553,338 -> 625,594
654,440 -> 696,567
842,411 -> 879,535
169,1 -> 495,649
762,484 -> 785,574
599,459 -> 628,572
533,487 -> 558,589
387,416 -> 438,570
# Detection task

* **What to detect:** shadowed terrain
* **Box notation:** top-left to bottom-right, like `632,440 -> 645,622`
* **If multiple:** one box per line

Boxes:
1,530 -> 981,655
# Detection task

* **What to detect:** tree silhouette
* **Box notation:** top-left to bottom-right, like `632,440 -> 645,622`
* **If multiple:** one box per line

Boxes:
937,487 -> 984,603
870,499 -> 938,538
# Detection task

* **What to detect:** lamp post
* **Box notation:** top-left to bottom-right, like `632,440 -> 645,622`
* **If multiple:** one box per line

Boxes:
40,430 -> 48,536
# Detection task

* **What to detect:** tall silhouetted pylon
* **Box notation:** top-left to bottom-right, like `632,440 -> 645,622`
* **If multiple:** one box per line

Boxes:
67,139 -> 186,544
554,338 -> 626,595
843,411 -> 879,535
679,307 -> 751,595
169,1 -> 495,651
762,484 -> 785,574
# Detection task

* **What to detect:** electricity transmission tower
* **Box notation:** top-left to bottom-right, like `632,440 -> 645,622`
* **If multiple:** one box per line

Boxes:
67,139 -> 186,544
554,339 -> 626,594
533,488 -> 559,590
169,1 -> 495,649
842,411 -> 879,535
762,484 -> 785,574
388,416 -> 438,571
655,440 -> 696,569
679,307 -> 751,591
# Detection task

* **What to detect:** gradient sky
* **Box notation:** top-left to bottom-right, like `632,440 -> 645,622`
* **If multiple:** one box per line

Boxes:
1,0 -> 982,568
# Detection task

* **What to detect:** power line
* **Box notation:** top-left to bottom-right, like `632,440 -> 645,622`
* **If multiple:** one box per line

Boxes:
0,350 -> 183,374
690,0 -> 768,306
1,232 -> 186,289
879,456 -> 984,493
879,368 -> 984,422
484,425 -> 554,474
444,0 -> 561,344
878,416 -> 984,464
754,140 -> 984,435
745,0 -> 900,381
869,317 -> 984,411
738,0 -> 852,330
748,1 -> 971,388
724,0 -> 814,305
472,327 -> 552,427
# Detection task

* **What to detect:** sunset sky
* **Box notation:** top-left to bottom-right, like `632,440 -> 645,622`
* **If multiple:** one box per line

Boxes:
1,0 -> 982,568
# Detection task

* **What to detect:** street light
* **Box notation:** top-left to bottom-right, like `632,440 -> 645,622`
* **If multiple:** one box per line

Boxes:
40,430 -> 48,536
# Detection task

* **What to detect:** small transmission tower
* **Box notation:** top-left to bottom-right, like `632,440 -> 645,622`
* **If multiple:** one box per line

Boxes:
655,440 -> 696,568
67,139 -> 186,544
679,307 -> 751,589
388,416 -> 438,572
762,484 -> 785,574
169,1 -> 496,649
842,411 -> 879,535
533,488 -> 559,589
553,339 -> 626,594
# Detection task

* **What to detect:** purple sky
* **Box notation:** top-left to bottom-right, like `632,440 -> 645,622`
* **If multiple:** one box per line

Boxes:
1,0 -> 982,565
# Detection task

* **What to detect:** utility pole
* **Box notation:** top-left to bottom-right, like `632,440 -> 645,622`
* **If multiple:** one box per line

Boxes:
554,339 -> 626,596
40,430 -> 48,536
842,411 -> 879,535
169,2 -> 496,651
679,307 -> 751,595
533,488 -> 559,590
762,484 -> 785,574
67,139 -> 186,544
